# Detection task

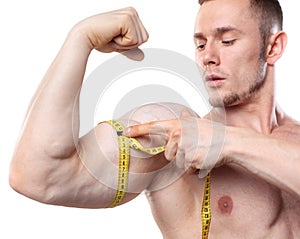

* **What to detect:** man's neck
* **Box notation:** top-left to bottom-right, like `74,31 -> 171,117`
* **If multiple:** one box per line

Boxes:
224,101 -> 278,134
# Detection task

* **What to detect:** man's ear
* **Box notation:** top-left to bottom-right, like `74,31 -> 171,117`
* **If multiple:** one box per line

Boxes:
265,31 -> 288,65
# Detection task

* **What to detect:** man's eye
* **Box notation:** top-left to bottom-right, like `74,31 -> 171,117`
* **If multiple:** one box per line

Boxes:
222,39 -> 236,46
196,44 -> 206,50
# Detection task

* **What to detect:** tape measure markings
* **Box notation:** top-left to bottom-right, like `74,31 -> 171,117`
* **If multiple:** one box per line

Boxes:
102,120 -> 211,238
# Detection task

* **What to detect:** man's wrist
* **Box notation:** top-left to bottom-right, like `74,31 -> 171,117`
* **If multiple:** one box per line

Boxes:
67,23 -> 94,54
222,126 -> 253,165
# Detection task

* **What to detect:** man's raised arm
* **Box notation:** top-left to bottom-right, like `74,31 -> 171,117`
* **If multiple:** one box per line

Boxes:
9,8 -> 160,208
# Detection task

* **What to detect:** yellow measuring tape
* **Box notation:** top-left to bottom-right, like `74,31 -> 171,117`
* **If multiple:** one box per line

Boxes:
104,120 -> 211,239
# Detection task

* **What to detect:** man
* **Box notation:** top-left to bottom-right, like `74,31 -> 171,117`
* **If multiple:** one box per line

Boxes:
10,0 -> 300,238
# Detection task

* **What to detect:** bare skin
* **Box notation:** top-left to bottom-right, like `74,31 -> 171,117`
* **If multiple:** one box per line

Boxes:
10,1 -> 300,239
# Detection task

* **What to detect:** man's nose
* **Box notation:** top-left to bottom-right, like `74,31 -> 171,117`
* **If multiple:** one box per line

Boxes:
201,42 -> 220,67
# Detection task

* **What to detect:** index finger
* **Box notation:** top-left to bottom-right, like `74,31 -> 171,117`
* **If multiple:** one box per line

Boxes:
124,119 -> 178,138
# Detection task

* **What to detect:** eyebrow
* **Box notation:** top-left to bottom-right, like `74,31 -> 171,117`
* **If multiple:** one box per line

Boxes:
194,26 -> 243,39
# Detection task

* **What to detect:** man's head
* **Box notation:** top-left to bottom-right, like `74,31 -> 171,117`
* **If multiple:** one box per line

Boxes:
195,0 -> 287,107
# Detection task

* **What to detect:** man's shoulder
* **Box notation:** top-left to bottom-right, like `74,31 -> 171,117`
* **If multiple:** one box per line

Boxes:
274,115 -> 300,142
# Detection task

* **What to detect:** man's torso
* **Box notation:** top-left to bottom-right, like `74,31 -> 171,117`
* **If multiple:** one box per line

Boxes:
146,119 -> 300,238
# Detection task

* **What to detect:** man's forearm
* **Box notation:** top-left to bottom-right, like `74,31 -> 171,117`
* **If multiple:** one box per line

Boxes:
227,127 -> 300,198
21,27 -> 92,159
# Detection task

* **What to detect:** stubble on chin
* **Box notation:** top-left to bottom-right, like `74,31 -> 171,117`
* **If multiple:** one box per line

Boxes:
208,78 -> 265,108
209,92 -> 240,107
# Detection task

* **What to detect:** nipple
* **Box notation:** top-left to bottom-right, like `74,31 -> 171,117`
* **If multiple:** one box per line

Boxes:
218,195 -> 233,215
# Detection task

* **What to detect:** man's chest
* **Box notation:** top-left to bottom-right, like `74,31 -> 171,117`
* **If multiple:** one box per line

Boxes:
148,165 -> 288,238
209,165 -> 284,234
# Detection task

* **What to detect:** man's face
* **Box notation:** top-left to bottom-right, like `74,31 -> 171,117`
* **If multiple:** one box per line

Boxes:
194,0 -> 267,107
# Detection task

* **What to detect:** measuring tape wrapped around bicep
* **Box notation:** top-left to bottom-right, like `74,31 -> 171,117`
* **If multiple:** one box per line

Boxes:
101,119 -> 211,239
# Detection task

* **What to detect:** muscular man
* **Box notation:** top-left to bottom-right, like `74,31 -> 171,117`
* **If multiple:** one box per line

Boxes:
10,0 -> 300,238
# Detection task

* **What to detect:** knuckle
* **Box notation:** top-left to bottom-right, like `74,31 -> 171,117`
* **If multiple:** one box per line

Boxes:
145,31 -> 150,41
124,7 -> 138,16
164,151 -> 173,162
174,128 -> 181,135
172,129 -> 182,138
185,152 -> 198,165
185,156 -> 194,165
126,6 -> 137,13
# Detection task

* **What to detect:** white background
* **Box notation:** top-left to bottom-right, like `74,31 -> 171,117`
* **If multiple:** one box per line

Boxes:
0,1 -> 299,238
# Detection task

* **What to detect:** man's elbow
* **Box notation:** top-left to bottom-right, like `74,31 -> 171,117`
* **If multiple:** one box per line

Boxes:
9,157 -> 52,204
10,165 -> 34,199
9,169 -> 28,199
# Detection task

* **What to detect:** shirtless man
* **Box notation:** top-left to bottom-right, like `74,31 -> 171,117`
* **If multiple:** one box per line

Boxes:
10,0 -> 300,238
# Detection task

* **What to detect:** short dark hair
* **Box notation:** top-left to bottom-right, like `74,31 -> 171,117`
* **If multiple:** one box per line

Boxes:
198,0 -> 283,44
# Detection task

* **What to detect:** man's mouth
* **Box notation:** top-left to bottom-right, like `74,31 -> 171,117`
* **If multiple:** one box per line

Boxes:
205,74 -> 226,87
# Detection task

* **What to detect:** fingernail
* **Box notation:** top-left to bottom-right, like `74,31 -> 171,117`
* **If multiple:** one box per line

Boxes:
198,169 -> 209,179
124,127 -> 131,136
